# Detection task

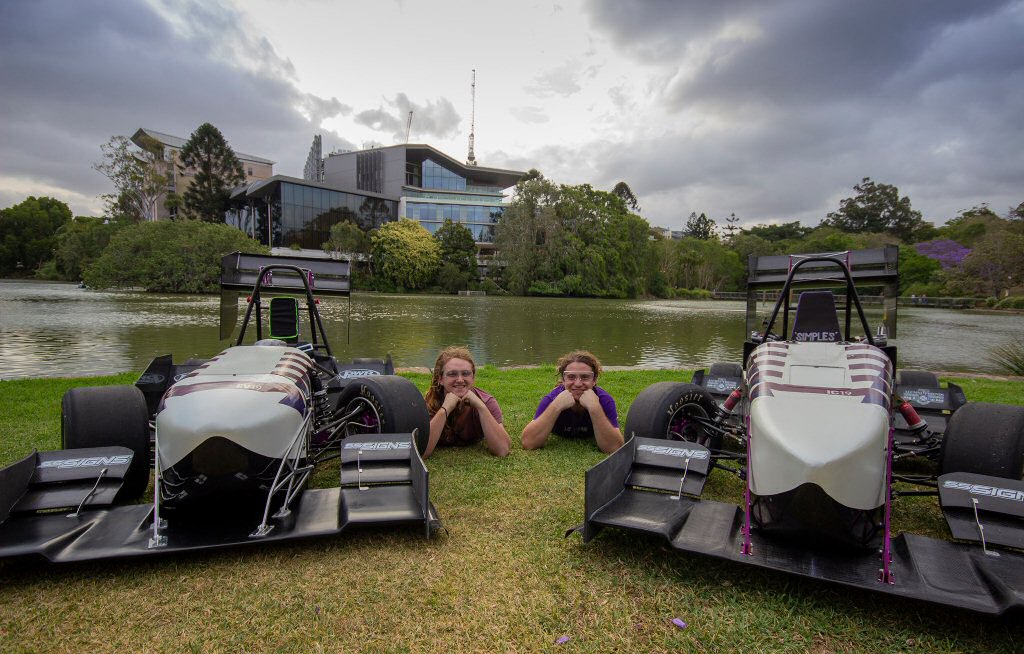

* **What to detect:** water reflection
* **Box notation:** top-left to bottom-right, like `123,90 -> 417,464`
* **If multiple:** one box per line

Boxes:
1,280 -> 1021,379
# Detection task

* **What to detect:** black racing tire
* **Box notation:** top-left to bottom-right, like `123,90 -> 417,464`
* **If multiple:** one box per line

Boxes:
624,382 -> 721,451
61,385 -> 151,502
896,370 -> 940,389
940,402 -> 1024,479
708,362 -> 743,378
338,376 -> 431,454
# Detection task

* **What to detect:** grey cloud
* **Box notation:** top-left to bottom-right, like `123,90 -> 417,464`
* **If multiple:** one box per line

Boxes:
0,0 -> 351,215
573,0 -> 1024,229
587,0 -> 1017,110
525,62 -> 584,98
354,93 -> 461,142
299,94 -> 352,126
508,107 -> 550,124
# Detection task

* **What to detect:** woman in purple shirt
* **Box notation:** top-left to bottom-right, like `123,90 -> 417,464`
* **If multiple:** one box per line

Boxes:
521,350 -> 624,454
424,346 -> 510,458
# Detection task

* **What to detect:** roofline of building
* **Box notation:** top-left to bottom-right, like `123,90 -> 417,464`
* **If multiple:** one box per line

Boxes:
327,143 -> 525,185
230,174 -> 396,201
133,128 -> 276,166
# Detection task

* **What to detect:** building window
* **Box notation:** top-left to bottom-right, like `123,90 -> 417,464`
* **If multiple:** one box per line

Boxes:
357,150 -> 383,193
421,159 -> 466,191
405,161 -> 422,187
248,167 -> 253,176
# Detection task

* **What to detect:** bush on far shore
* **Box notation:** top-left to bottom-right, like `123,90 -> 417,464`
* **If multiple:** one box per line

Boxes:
83,220 -> 267,292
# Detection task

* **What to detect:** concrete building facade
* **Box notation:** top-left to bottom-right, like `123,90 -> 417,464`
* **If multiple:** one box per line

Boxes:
131,128 -> 274,221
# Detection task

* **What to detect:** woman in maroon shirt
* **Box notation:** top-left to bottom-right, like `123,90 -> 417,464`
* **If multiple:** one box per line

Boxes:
423,346 -> 510,458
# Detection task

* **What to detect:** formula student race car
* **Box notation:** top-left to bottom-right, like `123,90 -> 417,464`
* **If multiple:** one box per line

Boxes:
0,252 -> 439,563
575,247 -> 1024,615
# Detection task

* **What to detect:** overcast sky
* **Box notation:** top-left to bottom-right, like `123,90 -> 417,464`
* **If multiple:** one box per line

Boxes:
1,0 -> 1022,230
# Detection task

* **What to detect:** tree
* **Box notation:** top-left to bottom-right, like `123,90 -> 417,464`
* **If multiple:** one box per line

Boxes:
519,168 -> 545,183
611,181 -> 641,212
434,219 -> 477,274
955,228 -> 1024,297
822,177 -> 924,241
178,123 -> 245,222
899,246 -> 942,295
0,196 -> 72,276
55,216 -> 123,281
495,177 -> 653,297
723,212 -> 740,243
1009,201 -> 1024,221
370,219 -> 441,290
938,205 -> 1005,247
742,221 -> 811,242
84,221 -> 266,292
322,220 -> 370,256
684,212 -> 717,240
494,175 -> 562,295
93,134 -> 169,222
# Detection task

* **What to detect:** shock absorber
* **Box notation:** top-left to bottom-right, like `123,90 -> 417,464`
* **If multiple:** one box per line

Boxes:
310,375 -> 334,430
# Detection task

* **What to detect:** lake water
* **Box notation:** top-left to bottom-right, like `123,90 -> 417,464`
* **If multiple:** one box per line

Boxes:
1,280 -> 1021,379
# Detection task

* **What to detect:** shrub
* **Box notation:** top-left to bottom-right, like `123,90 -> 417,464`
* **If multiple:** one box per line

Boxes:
675,288 -> 713,299
33,259 -> 62,280
995,297 -> 1024,310
479,278 -> 506,295
990,338 -> 1024,375
84,221 -> 267,292
986,296 -> 999,307
902,282 -> 944,298
434,263 -> 471,294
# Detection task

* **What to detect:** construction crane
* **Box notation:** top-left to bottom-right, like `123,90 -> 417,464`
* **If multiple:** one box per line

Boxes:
466,69 -> 478,166
405,110 -> 413,144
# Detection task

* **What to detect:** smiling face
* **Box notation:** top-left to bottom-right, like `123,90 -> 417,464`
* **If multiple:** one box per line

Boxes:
561,361 -> 597,400
440,357 -> 475,398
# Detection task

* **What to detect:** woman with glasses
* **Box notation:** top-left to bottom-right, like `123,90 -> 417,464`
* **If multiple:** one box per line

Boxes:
521,350 -> 624,454
424,346 -> 510,458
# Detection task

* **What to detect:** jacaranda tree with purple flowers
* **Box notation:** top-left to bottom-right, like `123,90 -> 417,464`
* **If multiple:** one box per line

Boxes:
915,239 -> 972,270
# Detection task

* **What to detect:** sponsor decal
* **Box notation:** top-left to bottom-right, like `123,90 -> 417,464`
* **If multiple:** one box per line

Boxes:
900,389 -> 945,407
637,443 -> 709,460
137,373 -> 165,385
794,331 -> 839,342
343,441 -> 411,450
707,377 -> 739,393
173,373 -> 188,382
340,369 -> 382,379
39,455 -> 132,469
943,480 -> 1024,502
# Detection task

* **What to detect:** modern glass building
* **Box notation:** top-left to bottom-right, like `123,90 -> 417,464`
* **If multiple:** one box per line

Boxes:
226,176 -> 397,249
324,144 -> 523,252
226,143 -> 523,254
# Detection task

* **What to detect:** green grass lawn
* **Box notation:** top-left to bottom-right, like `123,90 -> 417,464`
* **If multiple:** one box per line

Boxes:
1,369 -> 1023,653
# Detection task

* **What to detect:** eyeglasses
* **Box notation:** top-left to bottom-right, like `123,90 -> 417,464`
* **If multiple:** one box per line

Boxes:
562,372 -> 594,382
443,370 -> 474,379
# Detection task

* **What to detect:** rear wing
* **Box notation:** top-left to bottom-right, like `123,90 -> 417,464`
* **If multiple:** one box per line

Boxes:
745,246 -> 899,339
219,252 -> 351,343
220,252 -> 351,295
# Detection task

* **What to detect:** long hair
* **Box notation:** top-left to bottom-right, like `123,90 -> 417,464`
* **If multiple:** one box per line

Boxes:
556,350 -> 602,381
425,345 -> 477,415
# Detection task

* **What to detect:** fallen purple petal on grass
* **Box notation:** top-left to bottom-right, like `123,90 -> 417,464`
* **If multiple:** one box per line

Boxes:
556,636 -> 570,644
672,618 -> 688,629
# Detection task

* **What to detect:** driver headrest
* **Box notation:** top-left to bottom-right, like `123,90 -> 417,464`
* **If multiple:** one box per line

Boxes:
791,291 -> 842,343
